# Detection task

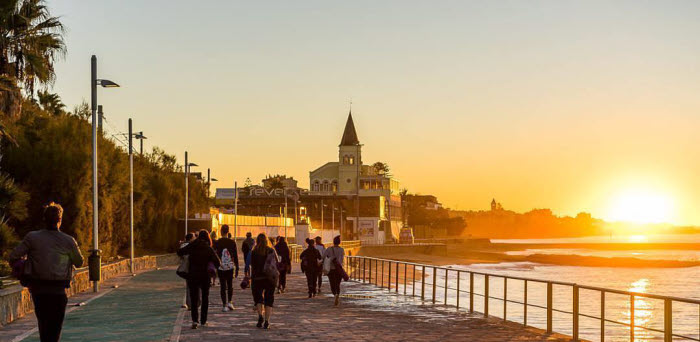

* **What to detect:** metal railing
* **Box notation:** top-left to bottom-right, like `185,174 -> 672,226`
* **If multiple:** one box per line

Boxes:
344,255 -> 700,342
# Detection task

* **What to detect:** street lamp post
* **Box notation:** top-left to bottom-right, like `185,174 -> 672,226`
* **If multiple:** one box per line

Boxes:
184,151 -> 197,235
206,168 -> 218,198
90,55 -> 119,293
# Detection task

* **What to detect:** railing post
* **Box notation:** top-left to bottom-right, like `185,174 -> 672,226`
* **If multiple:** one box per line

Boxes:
367,258 -> 371,284
403,263 -> 407,295
412,264 -> 416,297
524,280 -> 528,326
375,259 -> 378,285
630,295 -> 635,341
547,282 -> 553,333
456,270 -> 460,310
395,262 -> 399,293
432,267 -> 437,304
388,261 -> 392,291
362,258 -> 366,283
663,299 -> 672,342
381,260 -> 385,288
469,272 -> 474,313
484,274 -> 489,317
600,291 -> 605,342
444,269 -> 448,305
421,265 -> 425,300
573,285 -> 579,341
503,277 -> 507,321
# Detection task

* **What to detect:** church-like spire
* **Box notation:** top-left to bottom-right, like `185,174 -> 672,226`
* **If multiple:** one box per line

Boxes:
340,111 -> 360,146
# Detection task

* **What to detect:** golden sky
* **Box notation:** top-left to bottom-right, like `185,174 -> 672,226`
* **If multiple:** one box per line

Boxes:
50,1 -> 700,225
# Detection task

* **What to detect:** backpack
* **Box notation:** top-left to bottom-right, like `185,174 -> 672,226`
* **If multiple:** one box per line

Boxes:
322,255 -> 332,275
176,255 -> 189,279
219,248 -> 234,271
263,249 -> 280,286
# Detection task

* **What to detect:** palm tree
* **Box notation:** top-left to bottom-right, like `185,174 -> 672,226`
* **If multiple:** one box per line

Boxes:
0,75 -> 21,119
0,0 -> 65,97
37,89 -> 64,115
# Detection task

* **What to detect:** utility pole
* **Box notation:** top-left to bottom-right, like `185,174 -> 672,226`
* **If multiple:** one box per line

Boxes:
284,189 -> 288,238
356,144 -> 360,241
234,181 -> 238,238
128,118 -> 134,275
185,151 -> 188,234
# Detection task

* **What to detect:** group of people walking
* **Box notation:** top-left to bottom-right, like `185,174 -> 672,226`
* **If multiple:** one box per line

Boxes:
177,225 -> 346,330
7,201 -> 348,341
299,236 -> 346,306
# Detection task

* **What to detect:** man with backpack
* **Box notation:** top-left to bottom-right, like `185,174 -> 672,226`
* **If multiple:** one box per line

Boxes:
213,225 -> 239,311
9,202 -> 83,342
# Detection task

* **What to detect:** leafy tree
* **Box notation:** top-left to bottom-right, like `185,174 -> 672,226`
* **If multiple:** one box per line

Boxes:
1,98 -> 209,259
372,161 -> 391,176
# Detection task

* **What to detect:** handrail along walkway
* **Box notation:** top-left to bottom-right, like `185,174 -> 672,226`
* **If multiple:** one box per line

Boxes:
344,255 -> 700,342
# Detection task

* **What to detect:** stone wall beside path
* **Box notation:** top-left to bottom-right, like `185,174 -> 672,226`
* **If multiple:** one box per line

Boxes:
0,254 -> 179,327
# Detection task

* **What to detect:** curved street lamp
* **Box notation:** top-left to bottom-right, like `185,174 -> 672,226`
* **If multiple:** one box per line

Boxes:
90,55 -> 120,293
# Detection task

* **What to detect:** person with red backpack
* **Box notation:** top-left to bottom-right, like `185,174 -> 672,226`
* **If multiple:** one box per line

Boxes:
213,225 -> 239,312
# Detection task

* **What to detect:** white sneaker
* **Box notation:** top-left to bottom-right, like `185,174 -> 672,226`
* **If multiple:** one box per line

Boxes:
222,306 -> 229,312
227,303 -> 235,310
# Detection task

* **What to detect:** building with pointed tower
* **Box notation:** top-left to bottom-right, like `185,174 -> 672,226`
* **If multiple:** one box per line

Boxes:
309,112 -> 402,244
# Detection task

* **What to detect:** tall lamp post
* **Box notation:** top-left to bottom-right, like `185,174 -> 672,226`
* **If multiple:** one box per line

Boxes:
184,151 -> 197,235
90,55 -> 119,293
206,168 -> 218,198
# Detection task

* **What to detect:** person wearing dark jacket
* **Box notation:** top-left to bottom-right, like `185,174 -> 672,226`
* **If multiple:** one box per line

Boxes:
10,203 -> 83,342
274,236 -> 291,293
241,232 -> 255,276
178,230 -> 221,329
213,225 -> 239,312
300,239 -> 322,298
250,233 -> 278,329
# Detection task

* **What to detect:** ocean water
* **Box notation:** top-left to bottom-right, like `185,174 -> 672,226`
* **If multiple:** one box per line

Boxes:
504,248 -> 700,261
356,252 -> 699,341
492,233 -> 700,244
445,262 -> 700,342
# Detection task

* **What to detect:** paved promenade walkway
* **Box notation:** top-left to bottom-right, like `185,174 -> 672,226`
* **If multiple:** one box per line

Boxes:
2,265 -> 573,341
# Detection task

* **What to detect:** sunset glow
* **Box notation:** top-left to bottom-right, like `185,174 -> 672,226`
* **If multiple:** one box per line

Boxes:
607,190 -> 675,224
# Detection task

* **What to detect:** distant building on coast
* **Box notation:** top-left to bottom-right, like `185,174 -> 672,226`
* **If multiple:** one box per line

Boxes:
213,111 -> 402,244
308,112 -> 402,244
491,198 -> 503,211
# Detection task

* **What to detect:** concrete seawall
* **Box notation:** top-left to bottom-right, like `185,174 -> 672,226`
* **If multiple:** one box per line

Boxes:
357,244 -> 447,257
0,254 -> 179,327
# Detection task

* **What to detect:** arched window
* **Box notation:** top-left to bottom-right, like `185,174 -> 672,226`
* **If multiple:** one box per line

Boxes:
332,181 -> 338,193
343,155 -> 349,164
313,181 -> 320,192
349,155 -> 355,165
323,180 -> 330,192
